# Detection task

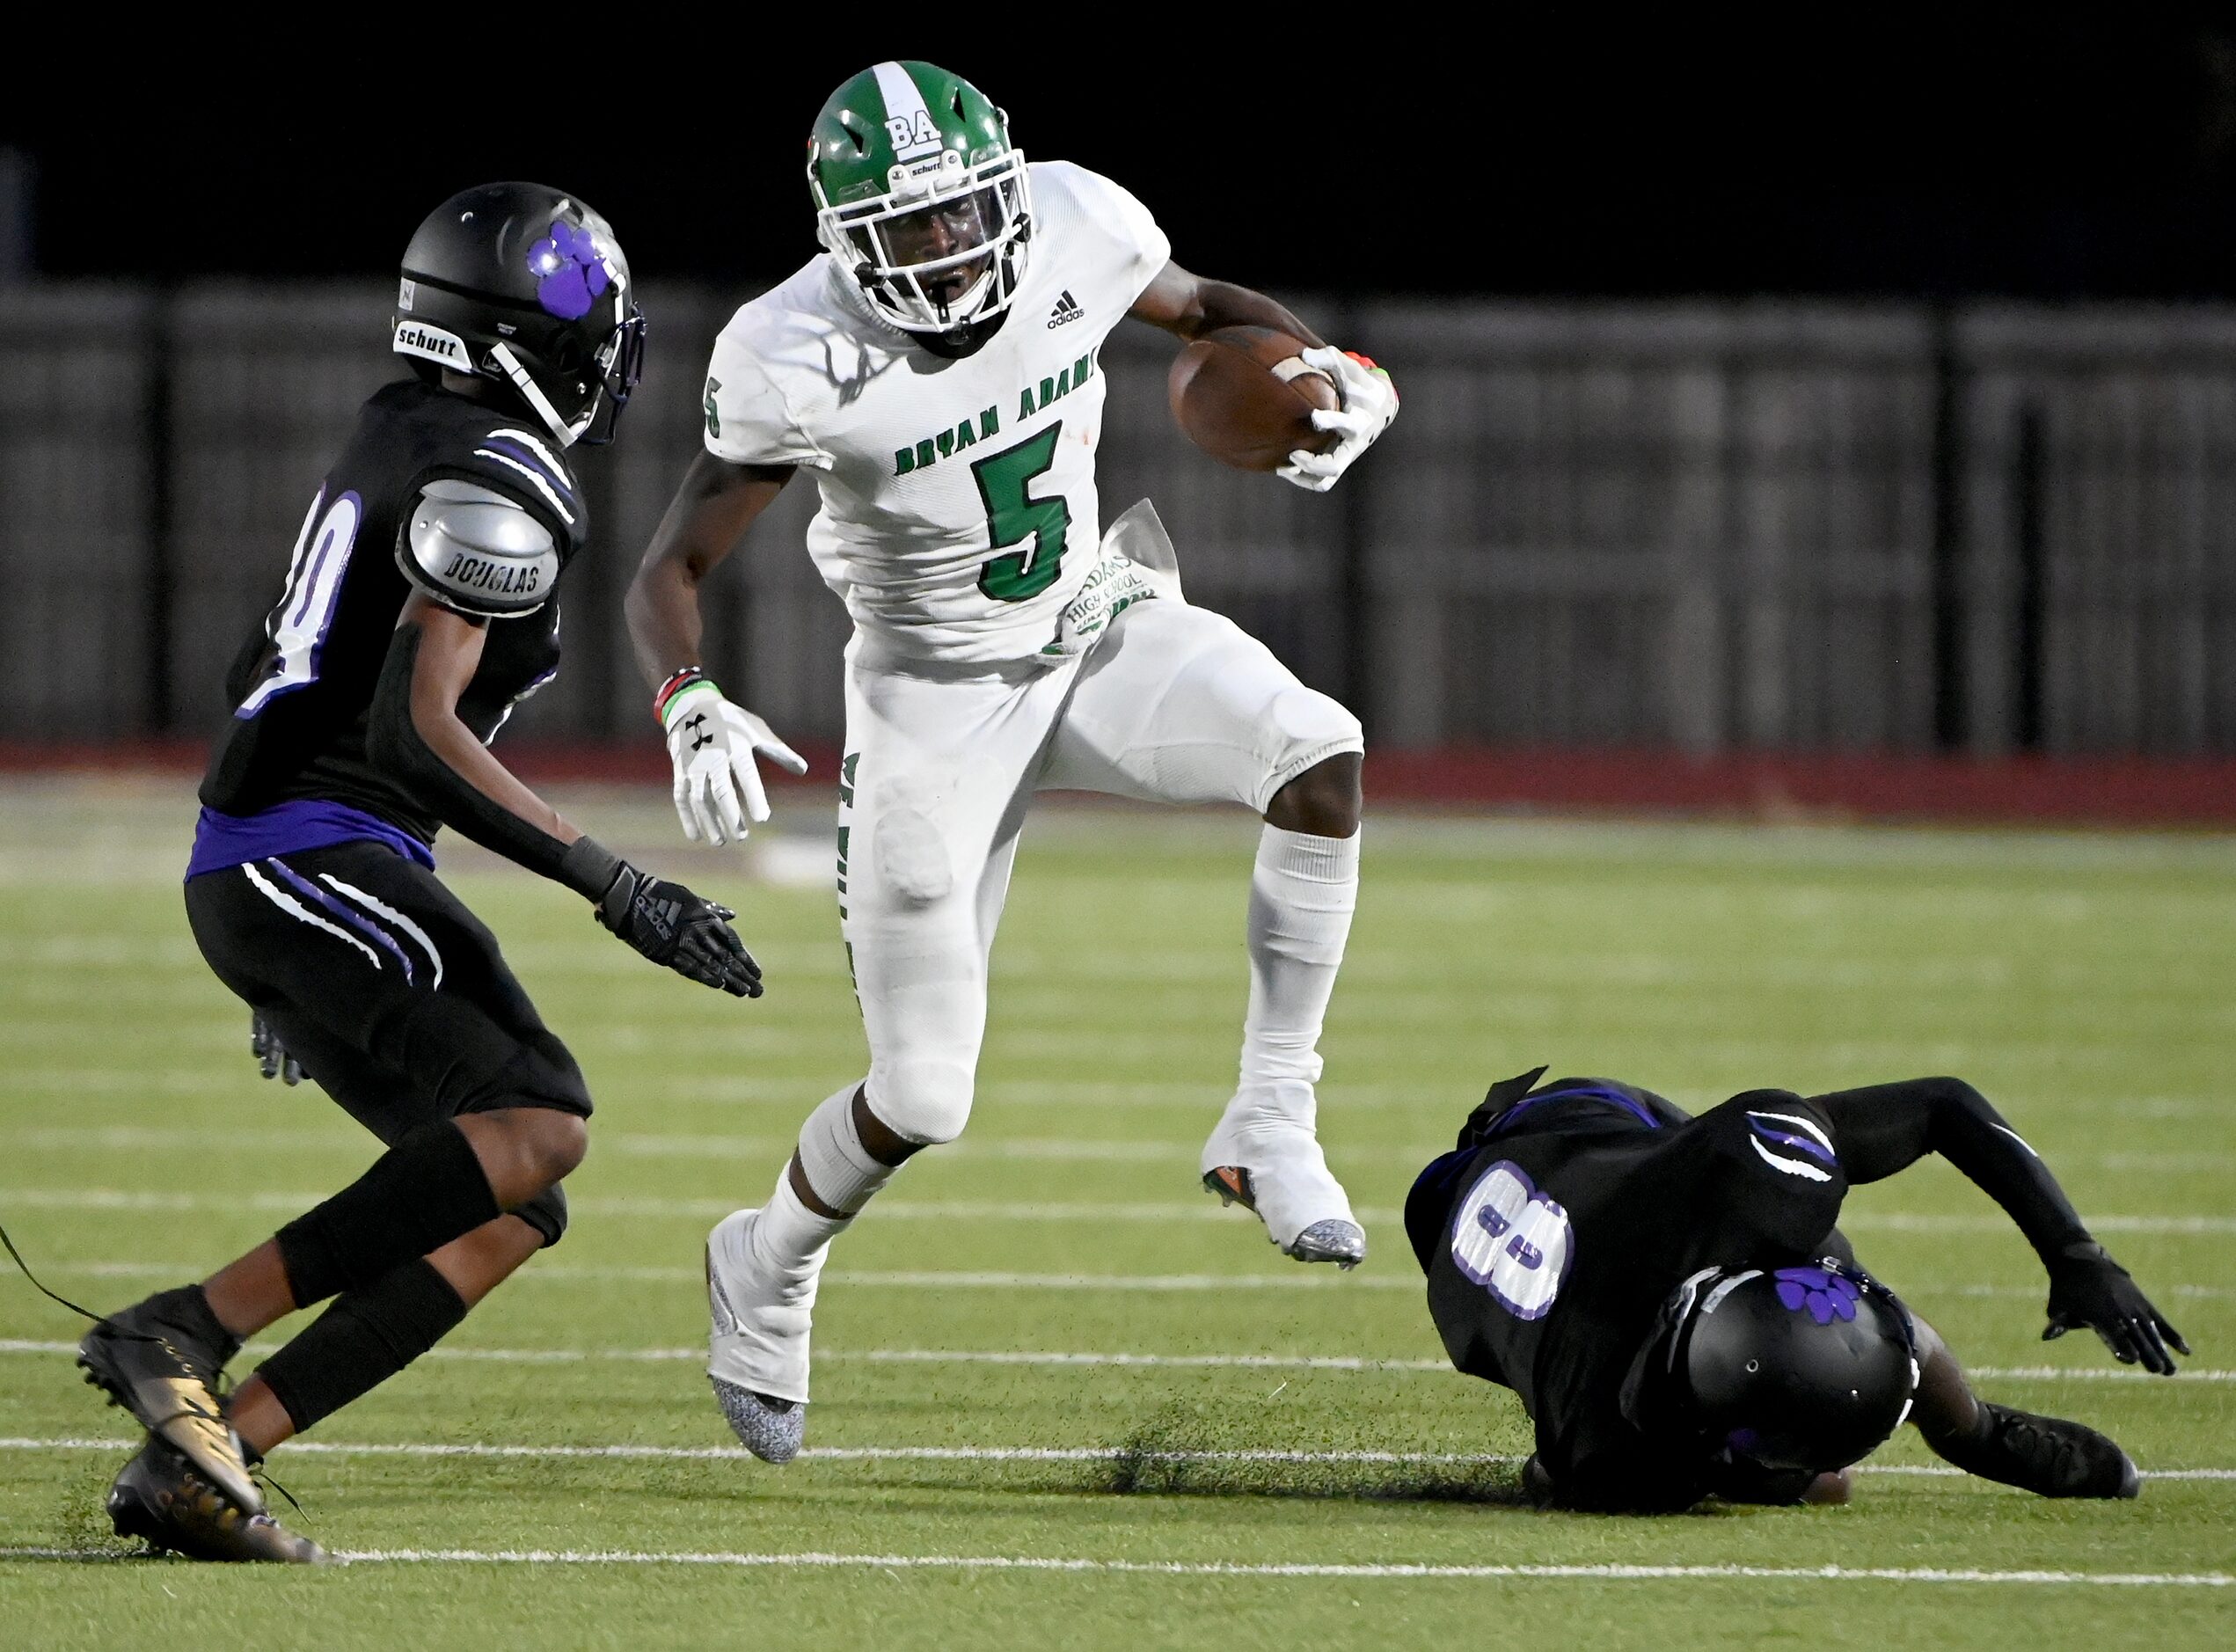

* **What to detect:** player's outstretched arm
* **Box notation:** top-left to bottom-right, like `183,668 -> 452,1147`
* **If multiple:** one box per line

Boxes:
1129,259 -> 1397,493
366,596 -> 762,998
625,453 -> 806,845
1811,1077 -> 2188,1373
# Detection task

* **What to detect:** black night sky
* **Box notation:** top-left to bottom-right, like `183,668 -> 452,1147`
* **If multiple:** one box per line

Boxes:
12,17 -> 2236,300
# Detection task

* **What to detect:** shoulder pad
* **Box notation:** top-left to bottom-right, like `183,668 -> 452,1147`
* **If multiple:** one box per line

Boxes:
399,479 -> 559,619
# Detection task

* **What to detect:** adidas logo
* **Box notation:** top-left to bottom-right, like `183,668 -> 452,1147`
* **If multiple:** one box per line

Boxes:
1046,289 -> 1085,329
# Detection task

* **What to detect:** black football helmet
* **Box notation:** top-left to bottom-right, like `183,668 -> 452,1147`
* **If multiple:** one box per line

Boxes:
1620,1261 -> 1919,1474
391,182 -> 647,447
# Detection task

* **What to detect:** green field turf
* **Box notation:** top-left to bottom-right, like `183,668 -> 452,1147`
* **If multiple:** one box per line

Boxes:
2,778 -> 2232,1648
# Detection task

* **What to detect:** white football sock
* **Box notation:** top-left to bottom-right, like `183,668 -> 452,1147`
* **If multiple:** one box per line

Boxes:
748,1080 -> 902,1295
793,1082 -> 899,1216
1236,824 -> 1360,1114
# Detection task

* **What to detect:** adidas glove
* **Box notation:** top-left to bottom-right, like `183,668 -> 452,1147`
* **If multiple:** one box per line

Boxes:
657,669 -> 807,847
1278,347 -> 1398,493
559,837 -> 763,998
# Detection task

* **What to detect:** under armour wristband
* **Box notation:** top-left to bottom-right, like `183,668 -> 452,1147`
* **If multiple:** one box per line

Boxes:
654,666 -> 715,727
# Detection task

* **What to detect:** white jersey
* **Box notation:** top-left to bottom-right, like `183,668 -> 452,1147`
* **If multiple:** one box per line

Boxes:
702,161 -> 1170,664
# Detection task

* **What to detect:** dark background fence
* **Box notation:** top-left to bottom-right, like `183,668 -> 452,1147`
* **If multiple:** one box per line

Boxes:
5,286 -> 2234,757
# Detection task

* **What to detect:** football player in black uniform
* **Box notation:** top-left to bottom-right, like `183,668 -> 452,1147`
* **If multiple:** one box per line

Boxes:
73,183 -> 761,1563
1407,1068 -> 2188,1513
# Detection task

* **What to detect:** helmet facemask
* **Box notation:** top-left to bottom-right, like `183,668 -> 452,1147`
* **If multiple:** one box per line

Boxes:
489,302 -> 648,449
815,147 -> 1033,334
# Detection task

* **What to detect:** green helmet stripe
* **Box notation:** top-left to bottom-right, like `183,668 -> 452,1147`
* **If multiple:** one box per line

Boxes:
870,61 -> 942,161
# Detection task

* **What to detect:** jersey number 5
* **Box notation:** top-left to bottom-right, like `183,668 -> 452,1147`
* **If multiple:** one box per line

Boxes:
972,423 -> 1071,602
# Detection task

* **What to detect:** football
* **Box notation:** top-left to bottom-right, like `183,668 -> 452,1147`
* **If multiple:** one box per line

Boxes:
1167,325 -> 1341,471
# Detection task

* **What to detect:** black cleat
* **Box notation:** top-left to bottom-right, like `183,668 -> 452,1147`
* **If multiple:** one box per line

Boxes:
107,1436 -> 325,1564
78,1290 -> 260,1515
1936,1400 -> 2141,1499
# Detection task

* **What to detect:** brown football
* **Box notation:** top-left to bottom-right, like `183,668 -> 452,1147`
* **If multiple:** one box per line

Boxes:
1167,325 -> 1341,472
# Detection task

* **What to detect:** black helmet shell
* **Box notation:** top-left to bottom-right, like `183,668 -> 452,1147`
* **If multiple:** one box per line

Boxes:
1628,1262 -> 1919,1474
392,182 -> 644,446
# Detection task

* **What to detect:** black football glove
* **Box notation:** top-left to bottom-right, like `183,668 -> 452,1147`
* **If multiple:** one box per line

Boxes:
594,863 -> 763,998
2043,1240 -> 2189,1376
251,1012 -> 303,1085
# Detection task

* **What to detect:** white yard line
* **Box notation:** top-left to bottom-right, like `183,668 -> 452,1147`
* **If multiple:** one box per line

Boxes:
18,1126 -> 2227,1174
1,1337 -> 2226,1382
8,1188 -> 2234,1233
21,1258 -> 1425,1290
0,1541 -> 2225,1585
4,1434 -> 2233,1480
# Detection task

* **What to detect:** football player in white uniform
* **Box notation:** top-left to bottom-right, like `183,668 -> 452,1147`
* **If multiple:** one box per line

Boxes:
625,61 -> 1399,1462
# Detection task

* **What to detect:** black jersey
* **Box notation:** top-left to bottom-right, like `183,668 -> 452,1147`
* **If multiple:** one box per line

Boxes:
1405,1073 -> 1851,1511
199,380 -> 588,844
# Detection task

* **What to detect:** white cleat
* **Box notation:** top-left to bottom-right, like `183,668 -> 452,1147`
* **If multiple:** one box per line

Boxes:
705,1208 -> 813,1465
1201,1094 -> 1366,1268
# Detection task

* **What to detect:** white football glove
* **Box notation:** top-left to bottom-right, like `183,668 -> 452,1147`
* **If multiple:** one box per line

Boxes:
662,680 -> 807,846
1277,347 -> 1399,493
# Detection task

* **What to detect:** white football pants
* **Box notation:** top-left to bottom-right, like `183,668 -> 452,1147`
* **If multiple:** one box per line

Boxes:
835,598 -> 1363,1148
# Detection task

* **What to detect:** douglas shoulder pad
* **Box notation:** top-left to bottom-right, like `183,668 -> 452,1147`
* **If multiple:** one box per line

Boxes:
400,479 -> 559,619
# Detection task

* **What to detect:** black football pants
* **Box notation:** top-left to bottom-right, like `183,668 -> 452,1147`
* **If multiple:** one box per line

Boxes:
185,839 -> 586,1245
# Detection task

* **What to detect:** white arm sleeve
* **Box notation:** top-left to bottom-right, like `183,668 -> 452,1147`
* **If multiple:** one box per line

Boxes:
398,479 -> 559,619
702,331 -> 828,469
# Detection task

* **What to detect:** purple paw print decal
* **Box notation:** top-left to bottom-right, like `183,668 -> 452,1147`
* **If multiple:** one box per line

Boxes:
1774,1266 -> 1860,1325
527,220 -> 611,320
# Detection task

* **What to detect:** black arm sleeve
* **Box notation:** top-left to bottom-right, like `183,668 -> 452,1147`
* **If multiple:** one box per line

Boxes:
365,623 -> 619,901
1808,1077 -> 2092,1264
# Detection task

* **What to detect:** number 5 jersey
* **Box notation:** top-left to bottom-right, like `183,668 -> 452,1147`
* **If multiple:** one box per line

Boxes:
700,161 -> 1170,666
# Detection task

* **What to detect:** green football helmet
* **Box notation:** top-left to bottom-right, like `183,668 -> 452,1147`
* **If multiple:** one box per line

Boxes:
807,61 -> 1033,334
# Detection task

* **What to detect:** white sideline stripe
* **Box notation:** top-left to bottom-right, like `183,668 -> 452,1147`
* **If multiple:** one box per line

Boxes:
8,1188 -> 2235,1235
1,1338 -> 2226,1383
1,1544 -> 2226,1585
4,1436 -> 2233,1480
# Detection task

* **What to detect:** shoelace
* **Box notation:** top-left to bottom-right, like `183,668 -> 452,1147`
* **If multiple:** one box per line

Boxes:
2,1217 -> 306,1518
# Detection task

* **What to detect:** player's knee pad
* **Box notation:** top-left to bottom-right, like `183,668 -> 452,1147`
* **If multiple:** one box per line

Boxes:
866,1059 -> 975,1147
512,1182 -> 569,1249
870,800 -> 954,907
